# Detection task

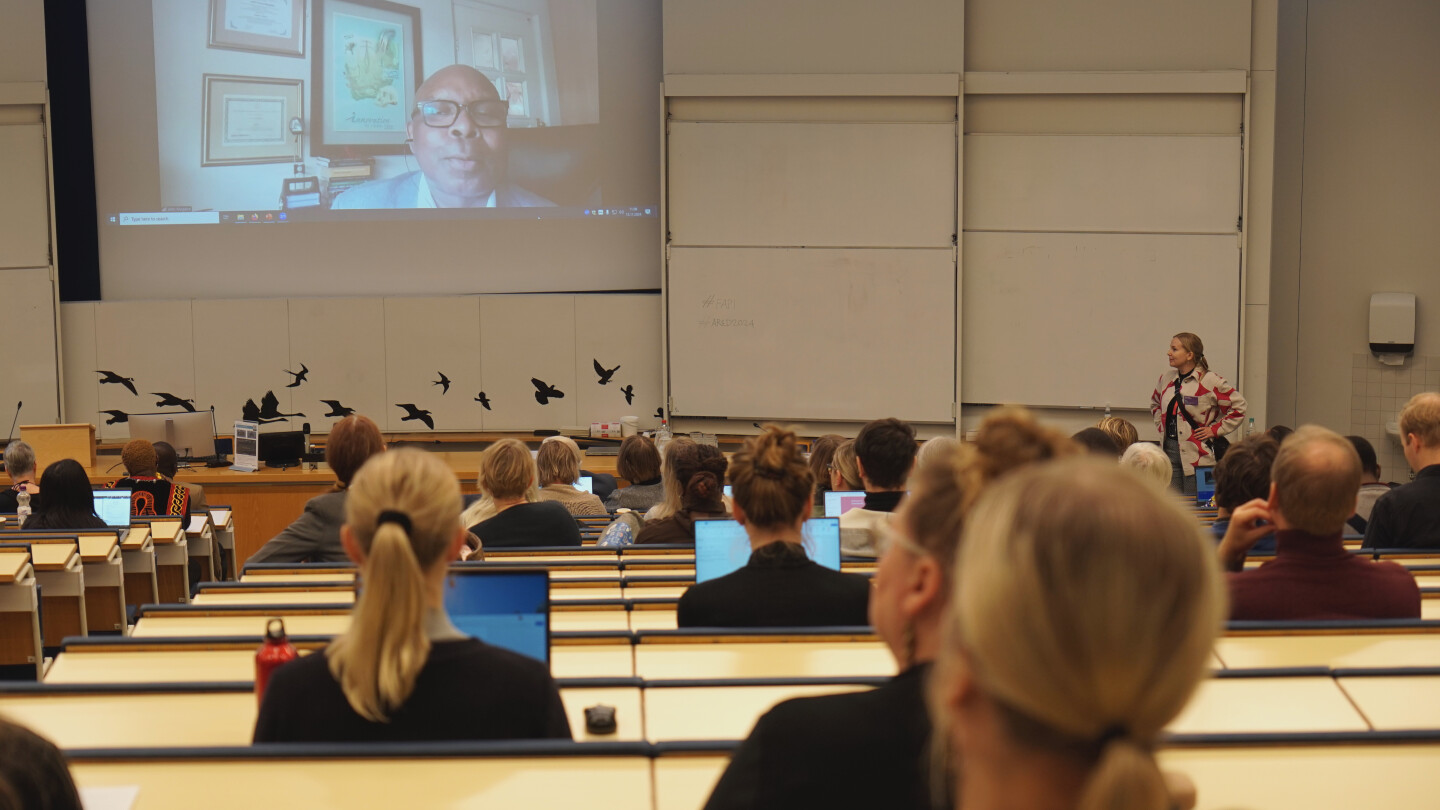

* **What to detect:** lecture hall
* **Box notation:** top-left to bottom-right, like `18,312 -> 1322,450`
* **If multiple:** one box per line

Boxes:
1,0 -> 1439,808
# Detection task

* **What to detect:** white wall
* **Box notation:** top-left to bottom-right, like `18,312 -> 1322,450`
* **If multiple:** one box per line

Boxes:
1275,0 -> 1440,480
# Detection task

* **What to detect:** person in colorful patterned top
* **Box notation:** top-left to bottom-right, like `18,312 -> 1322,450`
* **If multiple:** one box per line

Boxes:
1150,332 -> 1248,495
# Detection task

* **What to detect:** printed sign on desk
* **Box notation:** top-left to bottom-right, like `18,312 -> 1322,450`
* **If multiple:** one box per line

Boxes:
231,421 -> 259,472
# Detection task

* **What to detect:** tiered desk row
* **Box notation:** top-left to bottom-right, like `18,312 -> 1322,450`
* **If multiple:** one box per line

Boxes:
6,507 -> 1440,808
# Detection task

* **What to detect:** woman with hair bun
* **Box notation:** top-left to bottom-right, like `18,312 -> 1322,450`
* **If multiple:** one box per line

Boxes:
677,425 -> 870,628
931,458 -> 1224,810
254,449 -> 570,742
703,407 -> 1077,810
1151,332 -> 1247,495
634,443 -> 730,545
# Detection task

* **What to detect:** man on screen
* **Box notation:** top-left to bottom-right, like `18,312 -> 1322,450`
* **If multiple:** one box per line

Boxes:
331,65 -> 553,209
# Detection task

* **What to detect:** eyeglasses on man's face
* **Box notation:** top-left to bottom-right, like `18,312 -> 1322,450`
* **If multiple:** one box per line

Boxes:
414,99 -> 509,128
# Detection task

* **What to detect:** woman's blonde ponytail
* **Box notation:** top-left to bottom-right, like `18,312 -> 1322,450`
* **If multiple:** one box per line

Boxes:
1077,737 -> 1169,810
326,449 -> 461,722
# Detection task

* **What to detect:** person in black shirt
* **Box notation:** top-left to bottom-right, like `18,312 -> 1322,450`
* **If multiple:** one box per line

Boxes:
0,441 -> 39,514
704,407 -> 1079,810
1365,393 -> 1440,550
21,460 -> 107,531
466,439 -> 581,548
254,448 -> 571,743
677,425 -> 869,628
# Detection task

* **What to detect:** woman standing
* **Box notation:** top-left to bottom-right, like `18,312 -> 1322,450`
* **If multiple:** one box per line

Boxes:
1151,332 -> 1247,495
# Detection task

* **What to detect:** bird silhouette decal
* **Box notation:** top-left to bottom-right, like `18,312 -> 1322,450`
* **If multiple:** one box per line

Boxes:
397,403 -> 435,430
284,364 -> 309,388
594,359 -> 620,385
654,407 -> 664,419
621,384 -> 635,405
151,393 -> 197,412
532,378 -> 565,405
433,372 -> 452,395
97,370 -> 138,395
99,410 -> 130,425
242,391 -> 305,424
320,400 -> 355,418
473,392 -> 491,410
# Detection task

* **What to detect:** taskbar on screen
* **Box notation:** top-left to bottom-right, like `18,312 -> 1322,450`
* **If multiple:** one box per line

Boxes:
108,206 -> 658,226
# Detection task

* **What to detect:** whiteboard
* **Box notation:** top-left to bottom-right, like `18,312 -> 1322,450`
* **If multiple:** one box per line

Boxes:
0,124 -> 50,269
667,121 -> 956,248
964,134 -> 1242,234
962,232 -> 1240,409
668,247 -> 955,422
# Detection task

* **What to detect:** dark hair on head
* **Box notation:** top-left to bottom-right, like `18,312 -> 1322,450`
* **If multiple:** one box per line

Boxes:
1266,425 -> 1294,445
34,460 -> 99,527
0,717 -> 83,810
326,415 -> 386,488
1213,434 -> 1279,511
1071,427 -> 1122,458
672,443 -> 728,510
807,434 -> 846,495
730,425 -> 814,529
153,441 -> 179,477
616,435 -> 662,483
854,418 -> 917,489
1345,435 -> 1381,478
121,438 -> 157,476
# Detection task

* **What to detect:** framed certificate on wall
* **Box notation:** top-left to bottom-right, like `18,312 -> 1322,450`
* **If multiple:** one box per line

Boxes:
209,0 -> 306,57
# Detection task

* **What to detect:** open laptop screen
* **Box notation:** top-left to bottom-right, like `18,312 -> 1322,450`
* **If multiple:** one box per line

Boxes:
574,476 -> 593,494
92,489 -> 133,527
1195,466 -> 1217,503
442,569 -> 550,664
693,517 -> 842,583
823,490 -> 867,518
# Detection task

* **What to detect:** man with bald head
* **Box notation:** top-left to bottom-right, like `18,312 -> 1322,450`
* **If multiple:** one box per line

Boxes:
1218,425 -> 1418,620
1365,392 -> 1440,549
332,65 -> 553,209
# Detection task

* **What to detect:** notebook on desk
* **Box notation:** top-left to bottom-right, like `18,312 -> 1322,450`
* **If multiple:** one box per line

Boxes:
442,569 -> 551,664
91,489 -> 132,528
693,517 -> 842,583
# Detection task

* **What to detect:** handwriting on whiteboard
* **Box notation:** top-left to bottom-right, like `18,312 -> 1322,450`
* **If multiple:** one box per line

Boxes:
696,318 -> 756,328
701,293 -> 737,310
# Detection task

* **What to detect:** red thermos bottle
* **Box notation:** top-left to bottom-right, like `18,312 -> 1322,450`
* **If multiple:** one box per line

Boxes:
255,618 -> 297,703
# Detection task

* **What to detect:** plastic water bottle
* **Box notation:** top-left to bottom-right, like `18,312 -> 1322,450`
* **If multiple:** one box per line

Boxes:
655,419 -> 672,455
1248,417 -> 1256,436
255,618 -> 298,703
15,490 -> 30,528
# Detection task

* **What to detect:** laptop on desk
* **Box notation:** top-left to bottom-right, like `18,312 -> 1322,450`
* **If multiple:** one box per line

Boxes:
92,489 -> 133,528
693,517 -> 842,583
823,490 -> 867,518
1195,467 -> 1217,504
442,569 -> 550,664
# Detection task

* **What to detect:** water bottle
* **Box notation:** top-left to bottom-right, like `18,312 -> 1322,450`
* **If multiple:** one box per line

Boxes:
15,490 -> 30,528
655,419 -> 672,455
255,618 -> 298,703
1248,417 -> 1256,437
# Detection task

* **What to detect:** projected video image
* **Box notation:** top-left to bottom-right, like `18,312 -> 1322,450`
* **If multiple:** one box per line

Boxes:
116,0 -> 629,218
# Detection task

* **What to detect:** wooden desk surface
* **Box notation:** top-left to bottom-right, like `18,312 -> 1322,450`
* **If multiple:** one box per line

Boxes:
122,527 -> 150,550
634,641 -> 895,680
240,571 -> 355,584
1167,677 -> 1369,735
71,755 -> 652,810
0,549 -> 30,583
30,542 -> 78,572
210,508 -> 232,529
77,536 -> 119,563
192,590 -> 357,607
131,614 -> 353,639
148,521 -> 184,544
645,683 -> 872,742
1337,675 -> 1440,731
1215,634 -> 1440,669
45,644 -> 637,683
1158,744 -> 1440,809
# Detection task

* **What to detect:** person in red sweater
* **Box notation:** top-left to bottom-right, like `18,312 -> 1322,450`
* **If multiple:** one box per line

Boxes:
1218,425 -> 1419,620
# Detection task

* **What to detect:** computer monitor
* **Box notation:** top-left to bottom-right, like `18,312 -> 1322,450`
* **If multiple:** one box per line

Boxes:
442,568 -> 550,664
91,488 -> 132,527
824,490 -> 867,518
1195,466 -> 1217,504
126,411 -> 217,461
693,517 -> 842,583
258,430 -> 306,467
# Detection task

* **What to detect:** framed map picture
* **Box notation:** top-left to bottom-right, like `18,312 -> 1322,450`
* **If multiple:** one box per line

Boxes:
312,0 -> 422,153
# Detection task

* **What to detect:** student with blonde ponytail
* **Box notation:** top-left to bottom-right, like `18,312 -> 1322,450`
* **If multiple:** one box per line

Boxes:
931,458 -> 1225,810
677,425 -> 870,628
254,449 -> 570,742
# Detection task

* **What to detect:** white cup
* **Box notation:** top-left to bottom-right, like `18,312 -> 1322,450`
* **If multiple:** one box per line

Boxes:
620,416 -> 640,437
